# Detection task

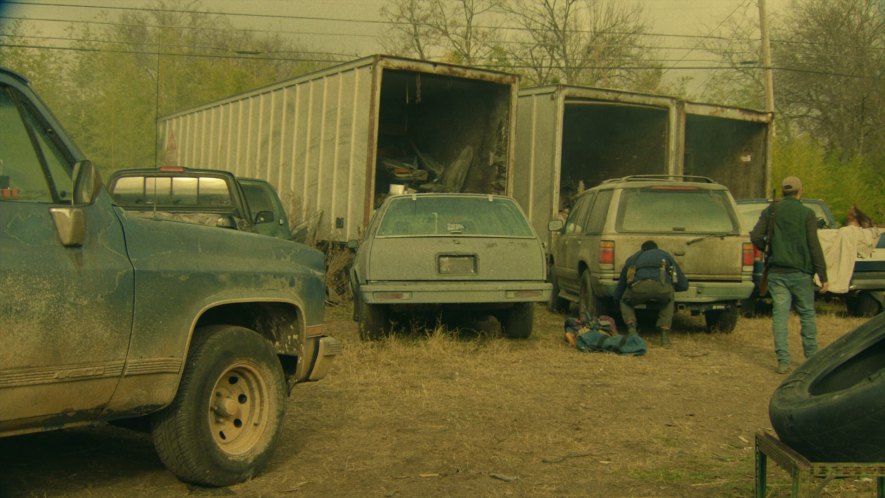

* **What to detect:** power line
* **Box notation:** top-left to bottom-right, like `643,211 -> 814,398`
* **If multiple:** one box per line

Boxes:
0,42 -> 875,80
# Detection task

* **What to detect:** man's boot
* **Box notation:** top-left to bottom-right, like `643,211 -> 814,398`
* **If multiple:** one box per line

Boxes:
659,327 -> 671,347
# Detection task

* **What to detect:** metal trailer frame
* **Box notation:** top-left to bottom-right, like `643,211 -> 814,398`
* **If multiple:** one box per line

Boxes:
512,85 -> 772,245
159,55 -> 519,243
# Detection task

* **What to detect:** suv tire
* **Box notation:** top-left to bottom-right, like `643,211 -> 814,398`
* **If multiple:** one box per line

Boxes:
704,306 -> 738,333
579,270 -> 612,317
548,265 -> 569,313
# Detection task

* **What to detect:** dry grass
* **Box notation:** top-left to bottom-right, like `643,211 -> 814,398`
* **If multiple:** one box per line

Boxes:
1,304 -> 878,497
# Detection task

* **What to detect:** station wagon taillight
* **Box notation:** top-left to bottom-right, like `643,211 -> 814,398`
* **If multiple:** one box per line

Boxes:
742,242 -> 755,270
599,241 -> 615,269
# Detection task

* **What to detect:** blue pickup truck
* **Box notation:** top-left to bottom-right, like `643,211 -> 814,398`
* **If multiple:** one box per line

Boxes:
0,66 -> 339,486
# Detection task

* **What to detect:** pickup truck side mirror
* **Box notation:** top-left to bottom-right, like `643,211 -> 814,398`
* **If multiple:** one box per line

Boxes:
548,219 -> 564,232
72,160 -> 101,205
255,210 -> 275,224
216,215 -> 238,230
49,160 -> 101,247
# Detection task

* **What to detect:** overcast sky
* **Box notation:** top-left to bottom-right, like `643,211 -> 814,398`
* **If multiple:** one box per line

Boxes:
2,0 -> 793,87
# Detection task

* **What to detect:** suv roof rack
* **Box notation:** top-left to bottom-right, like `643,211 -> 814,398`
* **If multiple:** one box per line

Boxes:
601,174 -> 716,184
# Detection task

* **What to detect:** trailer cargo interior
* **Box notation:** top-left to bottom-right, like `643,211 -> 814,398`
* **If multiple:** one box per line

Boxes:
160,55 -> 518,243
513,85 -> 771,244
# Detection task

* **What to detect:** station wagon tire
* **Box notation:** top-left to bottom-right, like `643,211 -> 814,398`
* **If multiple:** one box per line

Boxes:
769,313 -> 885,462
501,302 -> 534,339
548,265 -> 568,313
359,300 -> 390,340
150,325 -> 286,486
846,292 -> 881,317
704,305 -> 738,333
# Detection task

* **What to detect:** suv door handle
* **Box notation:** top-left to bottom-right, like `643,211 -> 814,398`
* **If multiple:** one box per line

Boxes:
674,250 -> 685,256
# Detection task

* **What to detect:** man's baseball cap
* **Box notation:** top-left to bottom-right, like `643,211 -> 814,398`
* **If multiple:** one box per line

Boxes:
782,176 -> 802,193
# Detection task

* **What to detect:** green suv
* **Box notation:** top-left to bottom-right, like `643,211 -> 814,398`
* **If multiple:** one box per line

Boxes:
548,175 -> 754,332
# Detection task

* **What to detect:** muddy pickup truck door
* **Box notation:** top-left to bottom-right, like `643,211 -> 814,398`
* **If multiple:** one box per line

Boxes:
0,80 -> 133,430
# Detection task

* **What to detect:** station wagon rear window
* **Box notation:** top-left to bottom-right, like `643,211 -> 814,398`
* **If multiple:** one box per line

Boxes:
377,196 -> 535,237
617,188 -> 738,233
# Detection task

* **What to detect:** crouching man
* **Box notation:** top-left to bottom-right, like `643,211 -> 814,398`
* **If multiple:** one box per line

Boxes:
614,240 -> 688,347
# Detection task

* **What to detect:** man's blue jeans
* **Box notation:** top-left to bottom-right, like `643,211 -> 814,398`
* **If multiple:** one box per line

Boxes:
768,272 -> 818,363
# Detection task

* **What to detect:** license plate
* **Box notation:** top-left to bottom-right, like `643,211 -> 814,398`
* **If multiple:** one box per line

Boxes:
438,255 -> 476,274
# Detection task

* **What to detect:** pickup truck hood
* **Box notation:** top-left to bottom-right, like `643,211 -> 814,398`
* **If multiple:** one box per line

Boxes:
364,236 -> 545,282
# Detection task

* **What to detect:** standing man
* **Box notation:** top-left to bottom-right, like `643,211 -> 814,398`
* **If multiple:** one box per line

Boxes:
614,240 -> 688,347
751,176 -> 829,374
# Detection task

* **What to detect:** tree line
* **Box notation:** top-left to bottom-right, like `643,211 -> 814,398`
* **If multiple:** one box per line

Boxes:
1,0 -> 882,221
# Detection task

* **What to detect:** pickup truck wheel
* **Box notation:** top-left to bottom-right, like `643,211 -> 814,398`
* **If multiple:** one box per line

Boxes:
770,313 -> 885,462
150,325 -> 286,486
359,301 -> 389,340
704,306 -> 738,333
846,292 -> 881,317
501,302 -> 534,339
548,265 -> 568,313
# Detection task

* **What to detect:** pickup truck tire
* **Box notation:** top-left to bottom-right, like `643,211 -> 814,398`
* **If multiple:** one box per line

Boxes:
769,312 -> 885,462
704,306 -> 738,333
359,300 -> 390,341
846,292 -> 882,317
150,325 -> 286,486
500,302 -> 534,339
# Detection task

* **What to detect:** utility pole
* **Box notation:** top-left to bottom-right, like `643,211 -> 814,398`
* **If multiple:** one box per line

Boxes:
758,0 -> 775,118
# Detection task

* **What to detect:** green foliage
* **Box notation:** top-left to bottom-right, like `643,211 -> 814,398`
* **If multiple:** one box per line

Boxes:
1,1 -> 333,176
774,135 -> 885,223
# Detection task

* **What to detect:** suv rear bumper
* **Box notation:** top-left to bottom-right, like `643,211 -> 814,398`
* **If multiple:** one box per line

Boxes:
596,279 -> 754,304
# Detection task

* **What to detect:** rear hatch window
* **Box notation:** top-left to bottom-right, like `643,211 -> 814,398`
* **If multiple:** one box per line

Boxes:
617,187 -> 739,234
377,196 -> 535,237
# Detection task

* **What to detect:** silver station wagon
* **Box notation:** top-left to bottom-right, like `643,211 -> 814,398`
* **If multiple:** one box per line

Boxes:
349,193 -> 551,340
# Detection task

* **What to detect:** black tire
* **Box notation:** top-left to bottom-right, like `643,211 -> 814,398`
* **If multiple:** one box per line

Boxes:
704,305 -> 738,333
359,299 -> 389,341
150,325 -> 286,486
501,302 -> 534,339
579,270 -> 613,318
769,312 -> 885,462
547,265 -> 569,313
846,292 -> 882,317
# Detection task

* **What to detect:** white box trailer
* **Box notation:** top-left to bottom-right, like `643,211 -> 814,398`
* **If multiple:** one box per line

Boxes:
512,85 -> 773,244
159,55 -> 519,242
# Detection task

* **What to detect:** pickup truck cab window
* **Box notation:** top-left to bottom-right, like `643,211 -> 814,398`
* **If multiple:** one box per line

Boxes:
0,86 -> 72,203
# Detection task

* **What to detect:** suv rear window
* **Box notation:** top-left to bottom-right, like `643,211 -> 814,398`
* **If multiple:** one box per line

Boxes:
377,196 -> 534,237
617,188 -> 738,233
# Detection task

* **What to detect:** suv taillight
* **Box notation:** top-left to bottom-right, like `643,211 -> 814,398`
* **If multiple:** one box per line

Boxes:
742,242 -> 755,269
599,240 -> 615,269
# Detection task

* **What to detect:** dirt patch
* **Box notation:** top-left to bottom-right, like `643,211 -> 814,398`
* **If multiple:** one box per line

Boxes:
0,305 -> 879,497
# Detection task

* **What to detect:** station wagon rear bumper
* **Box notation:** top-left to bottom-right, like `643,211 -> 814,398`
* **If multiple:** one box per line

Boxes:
361,281 -> 551,304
